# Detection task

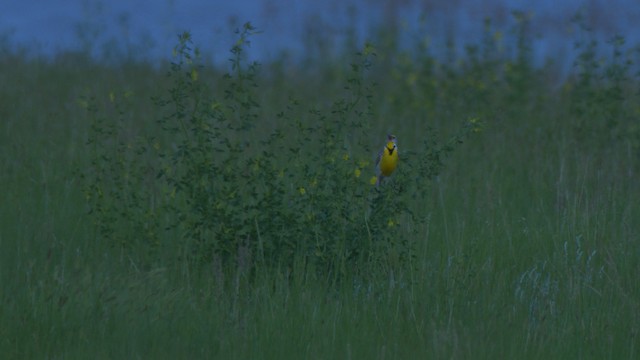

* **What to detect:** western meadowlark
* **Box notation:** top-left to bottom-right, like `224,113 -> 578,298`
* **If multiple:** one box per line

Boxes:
375,134 -> 398,186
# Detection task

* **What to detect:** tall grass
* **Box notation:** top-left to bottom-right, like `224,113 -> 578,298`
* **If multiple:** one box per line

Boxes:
1,17 -> 639,358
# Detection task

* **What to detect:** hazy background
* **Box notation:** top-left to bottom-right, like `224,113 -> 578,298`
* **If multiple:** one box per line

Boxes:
2,0 -> 639,67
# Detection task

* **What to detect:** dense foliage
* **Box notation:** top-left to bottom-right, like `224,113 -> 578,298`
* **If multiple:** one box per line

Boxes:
1,16 -> 639,358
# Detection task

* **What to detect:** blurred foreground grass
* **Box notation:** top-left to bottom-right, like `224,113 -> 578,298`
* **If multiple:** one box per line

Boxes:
1,20 -> 639,358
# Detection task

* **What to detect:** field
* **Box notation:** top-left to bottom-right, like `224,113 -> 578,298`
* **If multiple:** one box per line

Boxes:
2,21 -> 640,358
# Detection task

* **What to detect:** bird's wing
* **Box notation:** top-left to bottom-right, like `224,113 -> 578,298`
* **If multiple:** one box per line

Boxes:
375,147 -> 383,167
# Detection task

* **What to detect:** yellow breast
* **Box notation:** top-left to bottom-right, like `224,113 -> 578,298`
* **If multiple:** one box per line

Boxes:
380,142 -> 398,176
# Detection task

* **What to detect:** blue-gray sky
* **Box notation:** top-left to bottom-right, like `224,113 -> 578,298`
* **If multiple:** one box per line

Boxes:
1,0 -> 638,66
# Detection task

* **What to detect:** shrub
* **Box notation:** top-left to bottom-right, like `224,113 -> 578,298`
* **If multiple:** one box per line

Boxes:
80,25 -> 476,279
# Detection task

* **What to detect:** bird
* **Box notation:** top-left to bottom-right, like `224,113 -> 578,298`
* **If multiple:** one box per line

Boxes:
375,134 -> 398,186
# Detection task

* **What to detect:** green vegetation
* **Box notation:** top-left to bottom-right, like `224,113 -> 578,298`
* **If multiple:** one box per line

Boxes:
2,17 -> 639,358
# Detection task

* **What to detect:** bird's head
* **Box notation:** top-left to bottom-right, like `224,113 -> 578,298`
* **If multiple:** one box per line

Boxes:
386,134 -> 397,150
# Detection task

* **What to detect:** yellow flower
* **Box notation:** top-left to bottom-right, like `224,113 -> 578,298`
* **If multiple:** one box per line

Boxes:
363,42 -> 375,56
354,168 -> 361,178
298,187 -> 306,195
369,176 -> 378,186
468,117 -> 483,133
343,153 -> 349,161
191,69 -> 198,82
387,218 -> 397,227
77,98 -> 89,109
